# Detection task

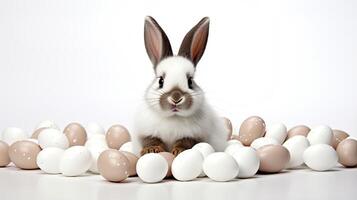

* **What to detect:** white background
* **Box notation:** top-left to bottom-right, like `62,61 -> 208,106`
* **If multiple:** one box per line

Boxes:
0,0 -> 356,137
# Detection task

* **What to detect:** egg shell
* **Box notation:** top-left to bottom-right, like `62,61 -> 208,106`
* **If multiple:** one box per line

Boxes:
257,144 -> 290,173
36,120 -> 60,130
105,125 -> 131,149
331,129 -> 349,149
283,135 -> 310,168
192,142 -> 215,158
307,125 -> 333,145
64,123 -> 87,146
238,116 -> 266,146
119,142 -> 134,153
303,144 -> 338,171
1,127 -> 28,145
159,152 -> 175,177
226,139 -> 243,147
137,153 -> 168,183
38,128 -> 69,149
86,123 -> 105,137
88,145 -> 108,173
231,147 -> 259,178
97,149 -> 130,182
31,127 -> 48,139
85,138 -> 108,150
222,117 -> 233,140
121,151 -> 139,176
265,123 -> 287,144
336,139 -> 357,167
0,141 -> 10,167
225,143 -> 244,156
250,137 -> 279,150
287,125 -> 310,139
37,147 -> 64,174
171,149 -> 203,181
203,152 -> 239,182
9,140 -> 41,169
59,146 -> 92,176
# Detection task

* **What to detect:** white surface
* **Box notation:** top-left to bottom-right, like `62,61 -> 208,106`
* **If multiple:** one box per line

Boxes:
0,0 -> 356,137
1,164 -> 357,200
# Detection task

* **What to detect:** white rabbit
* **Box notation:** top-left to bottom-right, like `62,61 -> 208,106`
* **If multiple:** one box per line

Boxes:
132,16 -> 228,156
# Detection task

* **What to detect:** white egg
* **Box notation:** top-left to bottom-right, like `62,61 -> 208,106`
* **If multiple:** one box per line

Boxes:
224,143 -> 244,156
231,147 -> 260,178
87,145 -> 108,174
36,120 -> 60,130
283,135 -> 310,168
1,127 -> 28,145
60,146 -> 92,176
136,153 -> 168,183
86,123 -> 105,137
227,139 -> 243,147
265,123 -> 287,144
37,147 -> 64,174
192,142 -> 215,177
307,125 -> 333,145
119,142 -> 134,153
203,152 -> 239,182
250,137 -> 279,150
171,149 -> 203,181
303,144 -> 338,171
38,128 -> 69,149
84,137 -> 108,149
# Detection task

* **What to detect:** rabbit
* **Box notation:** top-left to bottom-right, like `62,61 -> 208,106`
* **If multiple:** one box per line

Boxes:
132,16 -> 228,156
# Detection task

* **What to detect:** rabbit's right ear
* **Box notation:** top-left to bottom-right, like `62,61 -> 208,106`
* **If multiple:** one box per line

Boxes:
144,16 -> 173,67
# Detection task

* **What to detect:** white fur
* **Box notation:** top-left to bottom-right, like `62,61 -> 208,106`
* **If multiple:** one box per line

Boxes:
132,56 -> 227,155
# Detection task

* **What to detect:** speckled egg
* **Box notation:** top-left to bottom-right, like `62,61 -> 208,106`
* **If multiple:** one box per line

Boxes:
238,116 -> 266,146
121,151 -> 139,176
287,125 -> 310,139
9,140 -> 41,169
106,125 -> 131,149
97,149 -> 130,182
64,122 -> 87,146
0,141 -> 10,167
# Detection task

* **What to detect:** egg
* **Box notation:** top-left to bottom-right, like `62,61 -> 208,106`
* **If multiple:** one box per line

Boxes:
63,122 -> 87,146
38,128 -> 69,149
8,140 -> 41,169
306,125 -> 333,145
59,146 -> 92,176
283,135 -> 310,168
119,142 -> 134,153
303,144 -> 338,171
331,129 -> 349,149
226,139 -> 243,147
85,137 -> 108,149
159,152 -> 175,177
238,116 -> 266,146
336,139 -> 357,167
36,120 -> 60,130
171,149 -> 203,181
105,125 -> 131,149
222,117 -> 233,140
137,153 -> 168,183
121,151 -> 139,176
203,152 -> 239,182
192,142 -> 215,158
257,144 -> 290,173
86,123 -> 105,137
224,143 -> 244,156
1,127 -> 28,145
231,147 -> 260,178
265,123 -> 287,144
287,125 -> 310,139
0,141 -> 10,167
250,137 -> 279,150
97,149 -> 130,182
31,127 -> 48,139
36,147 -> 64,174
26,138 -> 39,144
87,145 -> 108,174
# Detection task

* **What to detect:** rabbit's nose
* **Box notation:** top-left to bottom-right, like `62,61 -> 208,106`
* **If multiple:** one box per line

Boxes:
169,90 -> 184,104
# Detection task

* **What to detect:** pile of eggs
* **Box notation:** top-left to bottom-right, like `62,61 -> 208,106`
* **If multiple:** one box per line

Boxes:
1,117 -> 357,184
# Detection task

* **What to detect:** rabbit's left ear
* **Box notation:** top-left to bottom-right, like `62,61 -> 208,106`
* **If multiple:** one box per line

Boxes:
178,17 -> 210,66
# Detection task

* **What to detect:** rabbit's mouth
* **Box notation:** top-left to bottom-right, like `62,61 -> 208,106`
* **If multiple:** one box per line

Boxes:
171,105 -> 180,112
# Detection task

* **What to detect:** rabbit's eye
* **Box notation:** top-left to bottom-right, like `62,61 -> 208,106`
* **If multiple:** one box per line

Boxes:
158,76 -> 164,89
188,77 -> 193,89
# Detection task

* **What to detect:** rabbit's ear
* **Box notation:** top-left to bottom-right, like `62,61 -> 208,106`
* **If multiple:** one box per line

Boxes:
144,16 -> 173,67
178,17 -> 210,66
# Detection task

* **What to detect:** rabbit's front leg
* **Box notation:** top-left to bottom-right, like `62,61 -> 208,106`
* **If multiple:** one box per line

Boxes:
171,137 -> 199,156
140,136 -> 167,156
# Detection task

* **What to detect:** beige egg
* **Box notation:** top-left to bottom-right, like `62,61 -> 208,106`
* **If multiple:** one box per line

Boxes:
97,149 -> 130,182
222,117 -> 233,140
121,151 -> 139,176
9,140 -> 41,169
257,144 -> 290,173
331,129 -> 349,149
105,125 -> 131,149
287,125 -> 310,139
238,116 -> 266,146
31,127 -> 48,139
159,152 -> 175,177
0,141 -> 10,167
64,122 -> 87,146
336,139 -> 357,167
